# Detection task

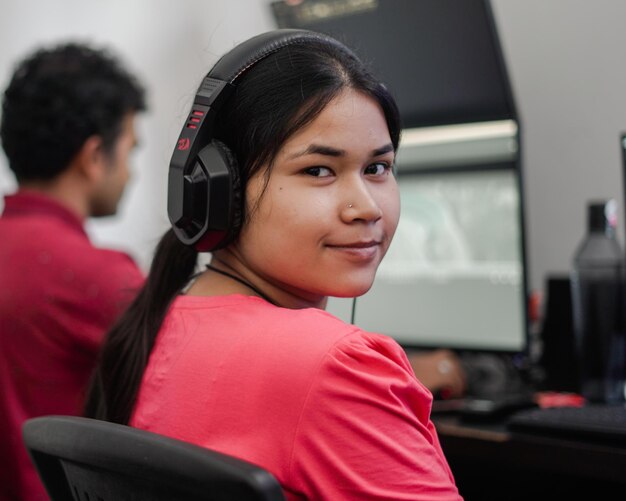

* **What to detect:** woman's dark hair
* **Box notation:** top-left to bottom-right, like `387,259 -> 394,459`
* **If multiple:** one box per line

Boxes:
1,42 -> 146,182
84,36 -> 401,424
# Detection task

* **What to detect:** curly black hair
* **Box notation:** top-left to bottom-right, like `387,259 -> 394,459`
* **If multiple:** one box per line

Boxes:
0,42 -> 146,182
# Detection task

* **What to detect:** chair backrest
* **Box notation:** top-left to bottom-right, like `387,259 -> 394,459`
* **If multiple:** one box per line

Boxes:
22,415 -> 286,501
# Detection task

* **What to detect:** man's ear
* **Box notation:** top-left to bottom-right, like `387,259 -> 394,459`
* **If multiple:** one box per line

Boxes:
74,135 -> 106,183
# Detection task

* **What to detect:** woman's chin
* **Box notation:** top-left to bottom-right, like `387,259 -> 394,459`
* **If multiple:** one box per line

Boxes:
327,282 -> 374,299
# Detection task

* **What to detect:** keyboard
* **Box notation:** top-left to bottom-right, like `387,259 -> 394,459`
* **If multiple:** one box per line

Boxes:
508,404 -> 626,444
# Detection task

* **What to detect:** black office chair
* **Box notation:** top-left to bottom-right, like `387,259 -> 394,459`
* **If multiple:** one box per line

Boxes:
22,415 -> 286,501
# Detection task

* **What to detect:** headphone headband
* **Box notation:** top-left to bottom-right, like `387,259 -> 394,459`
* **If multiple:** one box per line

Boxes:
212,30 -> 331,81
167,29 -> 353,250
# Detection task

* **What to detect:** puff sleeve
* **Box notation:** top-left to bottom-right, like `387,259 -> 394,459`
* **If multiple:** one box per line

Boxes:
288,331 -> 462,500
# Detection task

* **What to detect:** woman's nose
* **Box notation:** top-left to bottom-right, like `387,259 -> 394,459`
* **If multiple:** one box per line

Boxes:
341,183 -> 383,223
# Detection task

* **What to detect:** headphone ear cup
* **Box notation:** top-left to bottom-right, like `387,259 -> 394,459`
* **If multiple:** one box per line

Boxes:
207,140 -> 242,250
174,140 -> 243,252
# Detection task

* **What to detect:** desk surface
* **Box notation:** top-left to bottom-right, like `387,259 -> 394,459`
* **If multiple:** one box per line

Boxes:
433,413 -> 626,500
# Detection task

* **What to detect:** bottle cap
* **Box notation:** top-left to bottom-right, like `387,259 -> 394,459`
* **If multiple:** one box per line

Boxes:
587,199 -> 617,233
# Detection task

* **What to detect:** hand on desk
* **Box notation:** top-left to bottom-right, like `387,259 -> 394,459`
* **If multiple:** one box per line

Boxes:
408,349 -> 467,399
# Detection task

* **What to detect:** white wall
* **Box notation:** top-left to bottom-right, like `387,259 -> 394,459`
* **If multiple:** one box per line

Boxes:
2,0 -> 626,295
490,0 -> 626,291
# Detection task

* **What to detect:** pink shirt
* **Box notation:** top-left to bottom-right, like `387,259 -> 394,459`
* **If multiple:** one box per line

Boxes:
0,191 -> 144,501
131,295 -> 462,500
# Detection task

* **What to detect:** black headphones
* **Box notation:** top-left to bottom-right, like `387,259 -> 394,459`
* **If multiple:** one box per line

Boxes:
167,29 -> 352,252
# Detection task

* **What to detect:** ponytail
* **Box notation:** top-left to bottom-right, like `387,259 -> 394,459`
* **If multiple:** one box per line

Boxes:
84,229 -> 198,424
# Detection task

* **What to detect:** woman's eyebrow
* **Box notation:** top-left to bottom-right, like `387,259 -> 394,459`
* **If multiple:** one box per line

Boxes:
372,143 -> 395,156
288,142 -> 394,159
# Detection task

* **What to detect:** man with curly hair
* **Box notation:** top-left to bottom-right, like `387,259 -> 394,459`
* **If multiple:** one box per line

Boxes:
0,42 -> 146,500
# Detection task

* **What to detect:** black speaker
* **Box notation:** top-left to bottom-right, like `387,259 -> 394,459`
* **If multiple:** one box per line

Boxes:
167,29 -> 351,252
538,275 -> 581,392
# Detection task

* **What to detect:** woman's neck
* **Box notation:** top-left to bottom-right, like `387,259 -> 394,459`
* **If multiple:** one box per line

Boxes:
187,250 -> 328,310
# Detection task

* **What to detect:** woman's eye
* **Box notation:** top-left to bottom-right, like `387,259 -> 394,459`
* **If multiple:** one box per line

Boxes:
364,162 -> 390,176
304,166 -> 333,177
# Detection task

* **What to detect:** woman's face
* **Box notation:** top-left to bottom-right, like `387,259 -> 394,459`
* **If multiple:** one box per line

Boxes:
234,88 -> 400,308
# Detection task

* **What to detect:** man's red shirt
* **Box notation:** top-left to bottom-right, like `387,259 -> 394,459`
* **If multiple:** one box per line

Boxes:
0,191 -> 144,500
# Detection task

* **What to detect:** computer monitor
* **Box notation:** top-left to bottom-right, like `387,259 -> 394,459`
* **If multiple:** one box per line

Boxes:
329,121 -> 528,354
271,0 -> 529,355
355,157 -> 525,352
270,0 -> 515,128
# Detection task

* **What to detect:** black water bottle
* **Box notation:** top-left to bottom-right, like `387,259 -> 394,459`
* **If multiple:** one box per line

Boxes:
571,199 -> 626,403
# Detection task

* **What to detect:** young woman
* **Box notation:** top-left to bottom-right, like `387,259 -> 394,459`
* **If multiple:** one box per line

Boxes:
85,30 -> 462,500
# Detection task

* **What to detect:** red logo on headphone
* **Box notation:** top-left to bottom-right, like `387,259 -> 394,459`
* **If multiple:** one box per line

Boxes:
177,138 -> 190,151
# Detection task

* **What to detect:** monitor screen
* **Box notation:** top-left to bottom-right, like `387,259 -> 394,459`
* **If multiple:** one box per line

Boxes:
270,0 -> 515,128
349,167 -> 526,352
326,119 -> 528,354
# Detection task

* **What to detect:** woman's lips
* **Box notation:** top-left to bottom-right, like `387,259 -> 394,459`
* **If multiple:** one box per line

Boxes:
326,241 -> 381,261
